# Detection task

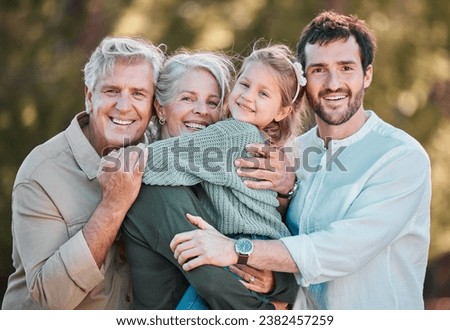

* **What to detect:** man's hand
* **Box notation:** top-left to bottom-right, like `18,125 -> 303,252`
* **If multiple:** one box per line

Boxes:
83,143 -> 147,267
170,213 -> 237,271
98,143 -> 148,212
235,143 -> 297,195
171,215 -> 300,274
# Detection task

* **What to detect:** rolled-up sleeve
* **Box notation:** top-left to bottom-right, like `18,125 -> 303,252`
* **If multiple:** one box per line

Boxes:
59,230 -> 104,291
281,146 -> 431,286
13,181 -> 104,309
280,234 -> 321,286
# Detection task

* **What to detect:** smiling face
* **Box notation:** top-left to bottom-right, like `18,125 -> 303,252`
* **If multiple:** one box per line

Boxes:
156,69 -> 222,139
85,60 -> 154,155
304,36 -> 372,127
228,61 -> 289,129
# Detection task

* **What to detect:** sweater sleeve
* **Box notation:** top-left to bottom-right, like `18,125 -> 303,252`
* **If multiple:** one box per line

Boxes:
143,120 -> 265,188
143,120 -> 288,239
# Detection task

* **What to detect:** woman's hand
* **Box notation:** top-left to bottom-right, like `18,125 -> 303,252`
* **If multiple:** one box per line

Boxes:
229,264 -> 291,310
228,264 -> 275,294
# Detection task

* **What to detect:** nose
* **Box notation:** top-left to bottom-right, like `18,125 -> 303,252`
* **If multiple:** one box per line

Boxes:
116,92 -> 132,111
325,70 -> 341,91
240,89 -> 253,102
192,101 -> 208,116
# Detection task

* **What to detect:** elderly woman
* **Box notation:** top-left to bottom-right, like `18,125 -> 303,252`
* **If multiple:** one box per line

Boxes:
122,50 -> 298,309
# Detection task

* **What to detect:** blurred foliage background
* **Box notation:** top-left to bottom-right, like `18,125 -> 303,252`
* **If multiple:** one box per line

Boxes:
0,0 -> 449,305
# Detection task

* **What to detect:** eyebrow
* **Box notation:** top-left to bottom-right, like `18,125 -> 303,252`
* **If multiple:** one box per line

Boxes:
100,84 -> 118,89
179,90 -> 196,95
179,90 -> 220,98
131,87 -> 151,93
239,76 -> 274,93
308,60 -> 358,68
100,85 -> 150,92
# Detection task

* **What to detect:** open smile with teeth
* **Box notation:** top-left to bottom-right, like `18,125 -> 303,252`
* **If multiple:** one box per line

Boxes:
238,102 -> 255,113
324,95 -> 347,101
111,118 -> 134,125
185,122 -> 207,130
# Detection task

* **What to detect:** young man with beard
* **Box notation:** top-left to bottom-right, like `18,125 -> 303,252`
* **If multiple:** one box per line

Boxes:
169,11 -> 431,309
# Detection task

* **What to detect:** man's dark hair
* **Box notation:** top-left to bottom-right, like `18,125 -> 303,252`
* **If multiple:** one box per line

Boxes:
296,10 -> 377,72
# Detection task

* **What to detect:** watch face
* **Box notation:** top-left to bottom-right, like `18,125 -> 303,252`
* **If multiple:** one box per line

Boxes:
236,239 -> 253,255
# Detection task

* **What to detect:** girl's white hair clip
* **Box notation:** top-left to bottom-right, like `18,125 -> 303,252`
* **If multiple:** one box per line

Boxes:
291,62 -> 307,103
293,62 -> 307,87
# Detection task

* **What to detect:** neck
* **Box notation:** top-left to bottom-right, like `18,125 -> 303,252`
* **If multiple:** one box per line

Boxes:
316,108 -> 368,146
82,123 -> 109,156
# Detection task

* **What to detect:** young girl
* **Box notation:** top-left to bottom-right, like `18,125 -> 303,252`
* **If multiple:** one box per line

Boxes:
129,44 -> 306,309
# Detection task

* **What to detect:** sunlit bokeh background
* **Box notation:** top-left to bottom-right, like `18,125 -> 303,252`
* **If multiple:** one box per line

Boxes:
1,0 -> 449,306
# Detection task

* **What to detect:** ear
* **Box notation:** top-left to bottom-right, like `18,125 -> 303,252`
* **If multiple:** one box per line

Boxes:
154,99 -> 166,120
363,64 -> 373,89
221,95 -> 231,119
274,105 -> 292,122
85,86 -> 94,114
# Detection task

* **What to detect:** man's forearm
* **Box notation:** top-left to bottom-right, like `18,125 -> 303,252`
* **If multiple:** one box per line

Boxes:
248,240 -> 299,273
172,215 -> 300,274
83,200 -> 127,267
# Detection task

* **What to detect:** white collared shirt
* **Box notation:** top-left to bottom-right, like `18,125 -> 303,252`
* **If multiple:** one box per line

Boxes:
282,111 -> 431,310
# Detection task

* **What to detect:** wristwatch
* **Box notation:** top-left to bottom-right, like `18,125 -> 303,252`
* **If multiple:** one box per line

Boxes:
277,180 -> 298,200
235,238 -> 254,265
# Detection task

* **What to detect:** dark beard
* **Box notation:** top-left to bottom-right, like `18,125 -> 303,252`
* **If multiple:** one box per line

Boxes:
307,86 -> 365,126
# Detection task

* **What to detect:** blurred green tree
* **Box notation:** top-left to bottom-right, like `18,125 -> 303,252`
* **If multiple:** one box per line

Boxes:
1,0 -> 448,306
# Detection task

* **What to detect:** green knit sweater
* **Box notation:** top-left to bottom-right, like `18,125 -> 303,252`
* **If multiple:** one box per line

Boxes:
143,119 -> 290,239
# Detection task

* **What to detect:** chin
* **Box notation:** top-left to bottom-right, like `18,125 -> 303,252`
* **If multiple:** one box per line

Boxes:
110,135 -> 135,147
233,113 -> 250,122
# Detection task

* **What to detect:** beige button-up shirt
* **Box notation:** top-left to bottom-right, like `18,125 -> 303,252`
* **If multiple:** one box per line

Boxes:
2,112 -> 133,309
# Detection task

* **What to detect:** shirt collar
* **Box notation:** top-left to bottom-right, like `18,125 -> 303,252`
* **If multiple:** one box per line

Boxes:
65,112 -> 101,180
310,110 -> 379,148
65,112 -> 151,181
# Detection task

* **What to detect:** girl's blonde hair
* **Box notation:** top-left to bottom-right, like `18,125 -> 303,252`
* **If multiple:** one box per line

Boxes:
237,43 -> 306,146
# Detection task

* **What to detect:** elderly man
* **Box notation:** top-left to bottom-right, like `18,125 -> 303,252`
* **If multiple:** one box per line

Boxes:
2,36 -> 165,309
